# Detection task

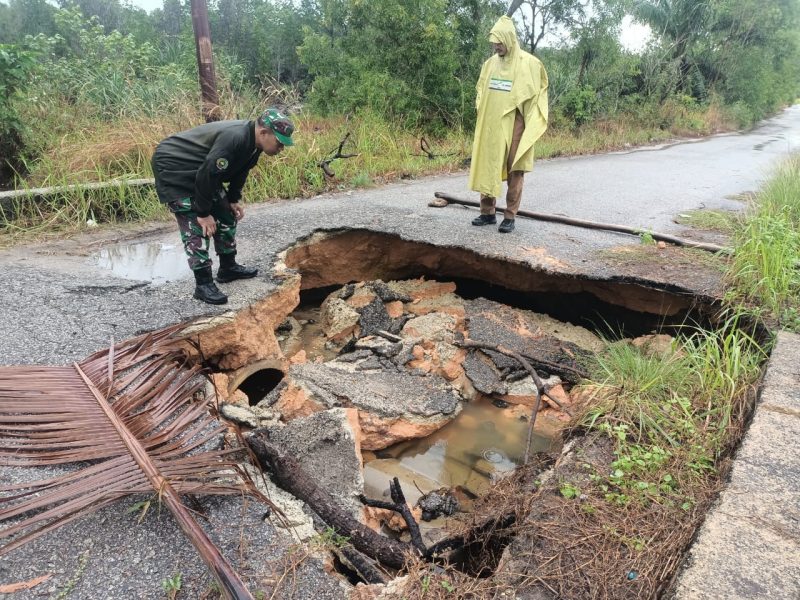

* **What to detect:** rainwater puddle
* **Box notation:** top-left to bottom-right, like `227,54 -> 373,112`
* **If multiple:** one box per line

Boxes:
94,241 -> 187,284
278,306 -> 340,363
363,398 -> 560,506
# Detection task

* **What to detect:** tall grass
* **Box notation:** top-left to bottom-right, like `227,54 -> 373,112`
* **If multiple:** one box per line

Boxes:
724,156 -> 800,330
3,69 -> 746,244
578,313 -> 764,506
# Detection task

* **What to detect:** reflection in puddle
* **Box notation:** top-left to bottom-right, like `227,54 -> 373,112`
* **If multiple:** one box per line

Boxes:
94,241 -> 187,284
364,397 -> 558,506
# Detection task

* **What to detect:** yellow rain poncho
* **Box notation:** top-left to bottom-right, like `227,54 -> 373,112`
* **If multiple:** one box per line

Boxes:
469,16 -> 549,199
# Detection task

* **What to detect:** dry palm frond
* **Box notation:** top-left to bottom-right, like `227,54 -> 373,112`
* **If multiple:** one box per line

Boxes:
0,325 -> 266,600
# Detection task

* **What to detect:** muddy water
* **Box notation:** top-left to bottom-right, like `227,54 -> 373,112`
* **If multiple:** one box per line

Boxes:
277,306 -> 339,362
94,241 -> 187,284
363,398 -> 560,507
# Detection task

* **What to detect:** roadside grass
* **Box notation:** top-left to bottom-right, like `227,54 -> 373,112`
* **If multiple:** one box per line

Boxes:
0,178 -> 166,244
724,155 -> 800,331
578,313 -> 764,508
674,208 -> 742,233
2,95 -> 740,244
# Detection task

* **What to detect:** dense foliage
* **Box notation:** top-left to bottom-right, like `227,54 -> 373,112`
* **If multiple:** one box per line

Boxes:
0,0 -> 798,186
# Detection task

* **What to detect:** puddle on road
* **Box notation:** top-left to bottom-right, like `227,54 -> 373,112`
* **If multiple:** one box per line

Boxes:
94,241 -> 187,284
363,397 -> 559,505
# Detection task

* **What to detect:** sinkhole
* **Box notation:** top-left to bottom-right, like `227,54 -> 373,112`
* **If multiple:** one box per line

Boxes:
205,229 -> 738,583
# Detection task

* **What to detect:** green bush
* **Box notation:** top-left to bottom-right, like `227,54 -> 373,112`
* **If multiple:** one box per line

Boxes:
0,43 -> 36,184
562,87 -> 600,127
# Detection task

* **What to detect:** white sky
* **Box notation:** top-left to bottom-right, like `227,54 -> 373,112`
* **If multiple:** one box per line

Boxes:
127,0 -> 162,11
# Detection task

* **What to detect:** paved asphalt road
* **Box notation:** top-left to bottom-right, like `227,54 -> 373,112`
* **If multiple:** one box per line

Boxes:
1,105 -> 798,367
0,105 -> 798,599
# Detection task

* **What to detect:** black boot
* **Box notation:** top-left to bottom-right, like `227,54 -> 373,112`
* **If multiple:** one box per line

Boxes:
471,214 -> 497,226
193,267 -> 228,304
498,218 -> 515,233
217,253 -> 258,283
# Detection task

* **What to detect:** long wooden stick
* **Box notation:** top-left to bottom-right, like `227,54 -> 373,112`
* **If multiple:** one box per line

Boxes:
433,192 -> 730,254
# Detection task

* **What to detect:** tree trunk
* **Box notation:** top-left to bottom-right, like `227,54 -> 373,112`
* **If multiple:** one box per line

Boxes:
247,431 -> 415,570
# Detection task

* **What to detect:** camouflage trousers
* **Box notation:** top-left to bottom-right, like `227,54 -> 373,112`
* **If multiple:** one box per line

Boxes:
167,198 -> 237,271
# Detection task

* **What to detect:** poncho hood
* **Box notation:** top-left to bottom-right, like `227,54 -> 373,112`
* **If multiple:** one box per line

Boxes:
489,16 -> 520,60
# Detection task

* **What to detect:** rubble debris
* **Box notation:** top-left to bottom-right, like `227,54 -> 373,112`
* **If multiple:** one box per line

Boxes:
418,489 -> 460,521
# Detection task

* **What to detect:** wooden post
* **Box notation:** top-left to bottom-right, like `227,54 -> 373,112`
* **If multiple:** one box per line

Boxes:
190,0 -> 220,122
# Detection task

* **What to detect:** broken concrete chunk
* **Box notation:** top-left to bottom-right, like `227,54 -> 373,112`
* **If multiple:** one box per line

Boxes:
286,362 -> 462,449
266,407 -> 365,515
321,297 -> 360,341
354,335 -> 403,357
219,403 -> 260,428
338,282 -> 356,300
358,297 -> 393,338
386,278 -> 457,302
346,285 -> 379,309
418,489 -> 459,521
254,380 -> 287,408
463,351 -> 507,396
384,300 -> 404,319
401,312 -> 457,342
370,280 -> 412,303
336,349 -> 374,363
355,356 -> 384,371
466,298 -> 591,382
289,362 -> 460,419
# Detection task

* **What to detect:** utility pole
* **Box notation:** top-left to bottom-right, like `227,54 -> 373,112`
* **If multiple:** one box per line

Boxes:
190,0 -> 220,122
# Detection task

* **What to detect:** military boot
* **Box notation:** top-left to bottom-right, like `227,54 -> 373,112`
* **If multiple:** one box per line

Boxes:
471,214 -> 497,226
193,267 -> 228,304
217,253 -> 258,283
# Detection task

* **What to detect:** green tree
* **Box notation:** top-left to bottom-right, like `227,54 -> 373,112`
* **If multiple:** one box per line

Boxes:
299,0 -> 504,129
0,0 -> 57,43
0,43 -> 37,184
705,0 -> 800,119
631,0 -> 713,96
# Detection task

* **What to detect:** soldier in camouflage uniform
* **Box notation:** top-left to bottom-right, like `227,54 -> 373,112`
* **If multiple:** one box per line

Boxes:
152,108 -> 295,304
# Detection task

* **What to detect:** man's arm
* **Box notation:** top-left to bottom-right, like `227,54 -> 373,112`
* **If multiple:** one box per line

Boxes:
193,129 -> 242,217
225,165 -> 250,204
475,62 -> 488,111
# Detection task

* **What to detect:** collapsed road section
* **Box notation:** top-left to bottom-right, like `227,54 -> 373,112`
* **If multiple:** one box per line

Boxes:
1,228 -> 768,599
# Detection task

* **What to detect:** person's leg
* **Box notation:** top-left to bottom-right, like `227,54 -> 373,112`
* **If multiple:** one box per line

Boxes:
211,200 -> 258,282
499,111 -> 526,233
472,195 -> 498,225
168,198 -> 227,304
504,171 -> 525,219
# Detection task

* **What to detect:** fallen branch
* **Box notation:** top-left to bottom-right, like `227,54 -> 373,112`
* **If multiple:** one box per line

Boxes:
432,192 -> 730,254
457,339 -> 575,465
319,133 -> 360,178
516,350 -> 589,384
309,513 -> 387,585
359,477 -> 426,555
247,431 -> 414,570
414,137 -> 458,160
247,431 -> 518,572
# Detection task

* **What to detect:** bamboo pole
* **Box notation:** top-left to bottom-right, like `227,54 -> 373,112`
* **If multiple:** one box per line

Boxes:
432,192 -> 730,254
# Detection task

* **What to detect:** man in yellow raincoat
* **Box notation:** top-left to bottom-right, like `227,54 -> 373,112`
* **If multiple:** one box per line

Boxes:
469,16 -> 549,233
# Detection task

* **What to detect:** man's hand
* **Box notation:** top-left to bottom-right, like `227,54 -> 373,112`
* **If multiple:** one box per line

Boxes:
197,215 -> 217,237
230,202 -> 245,222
